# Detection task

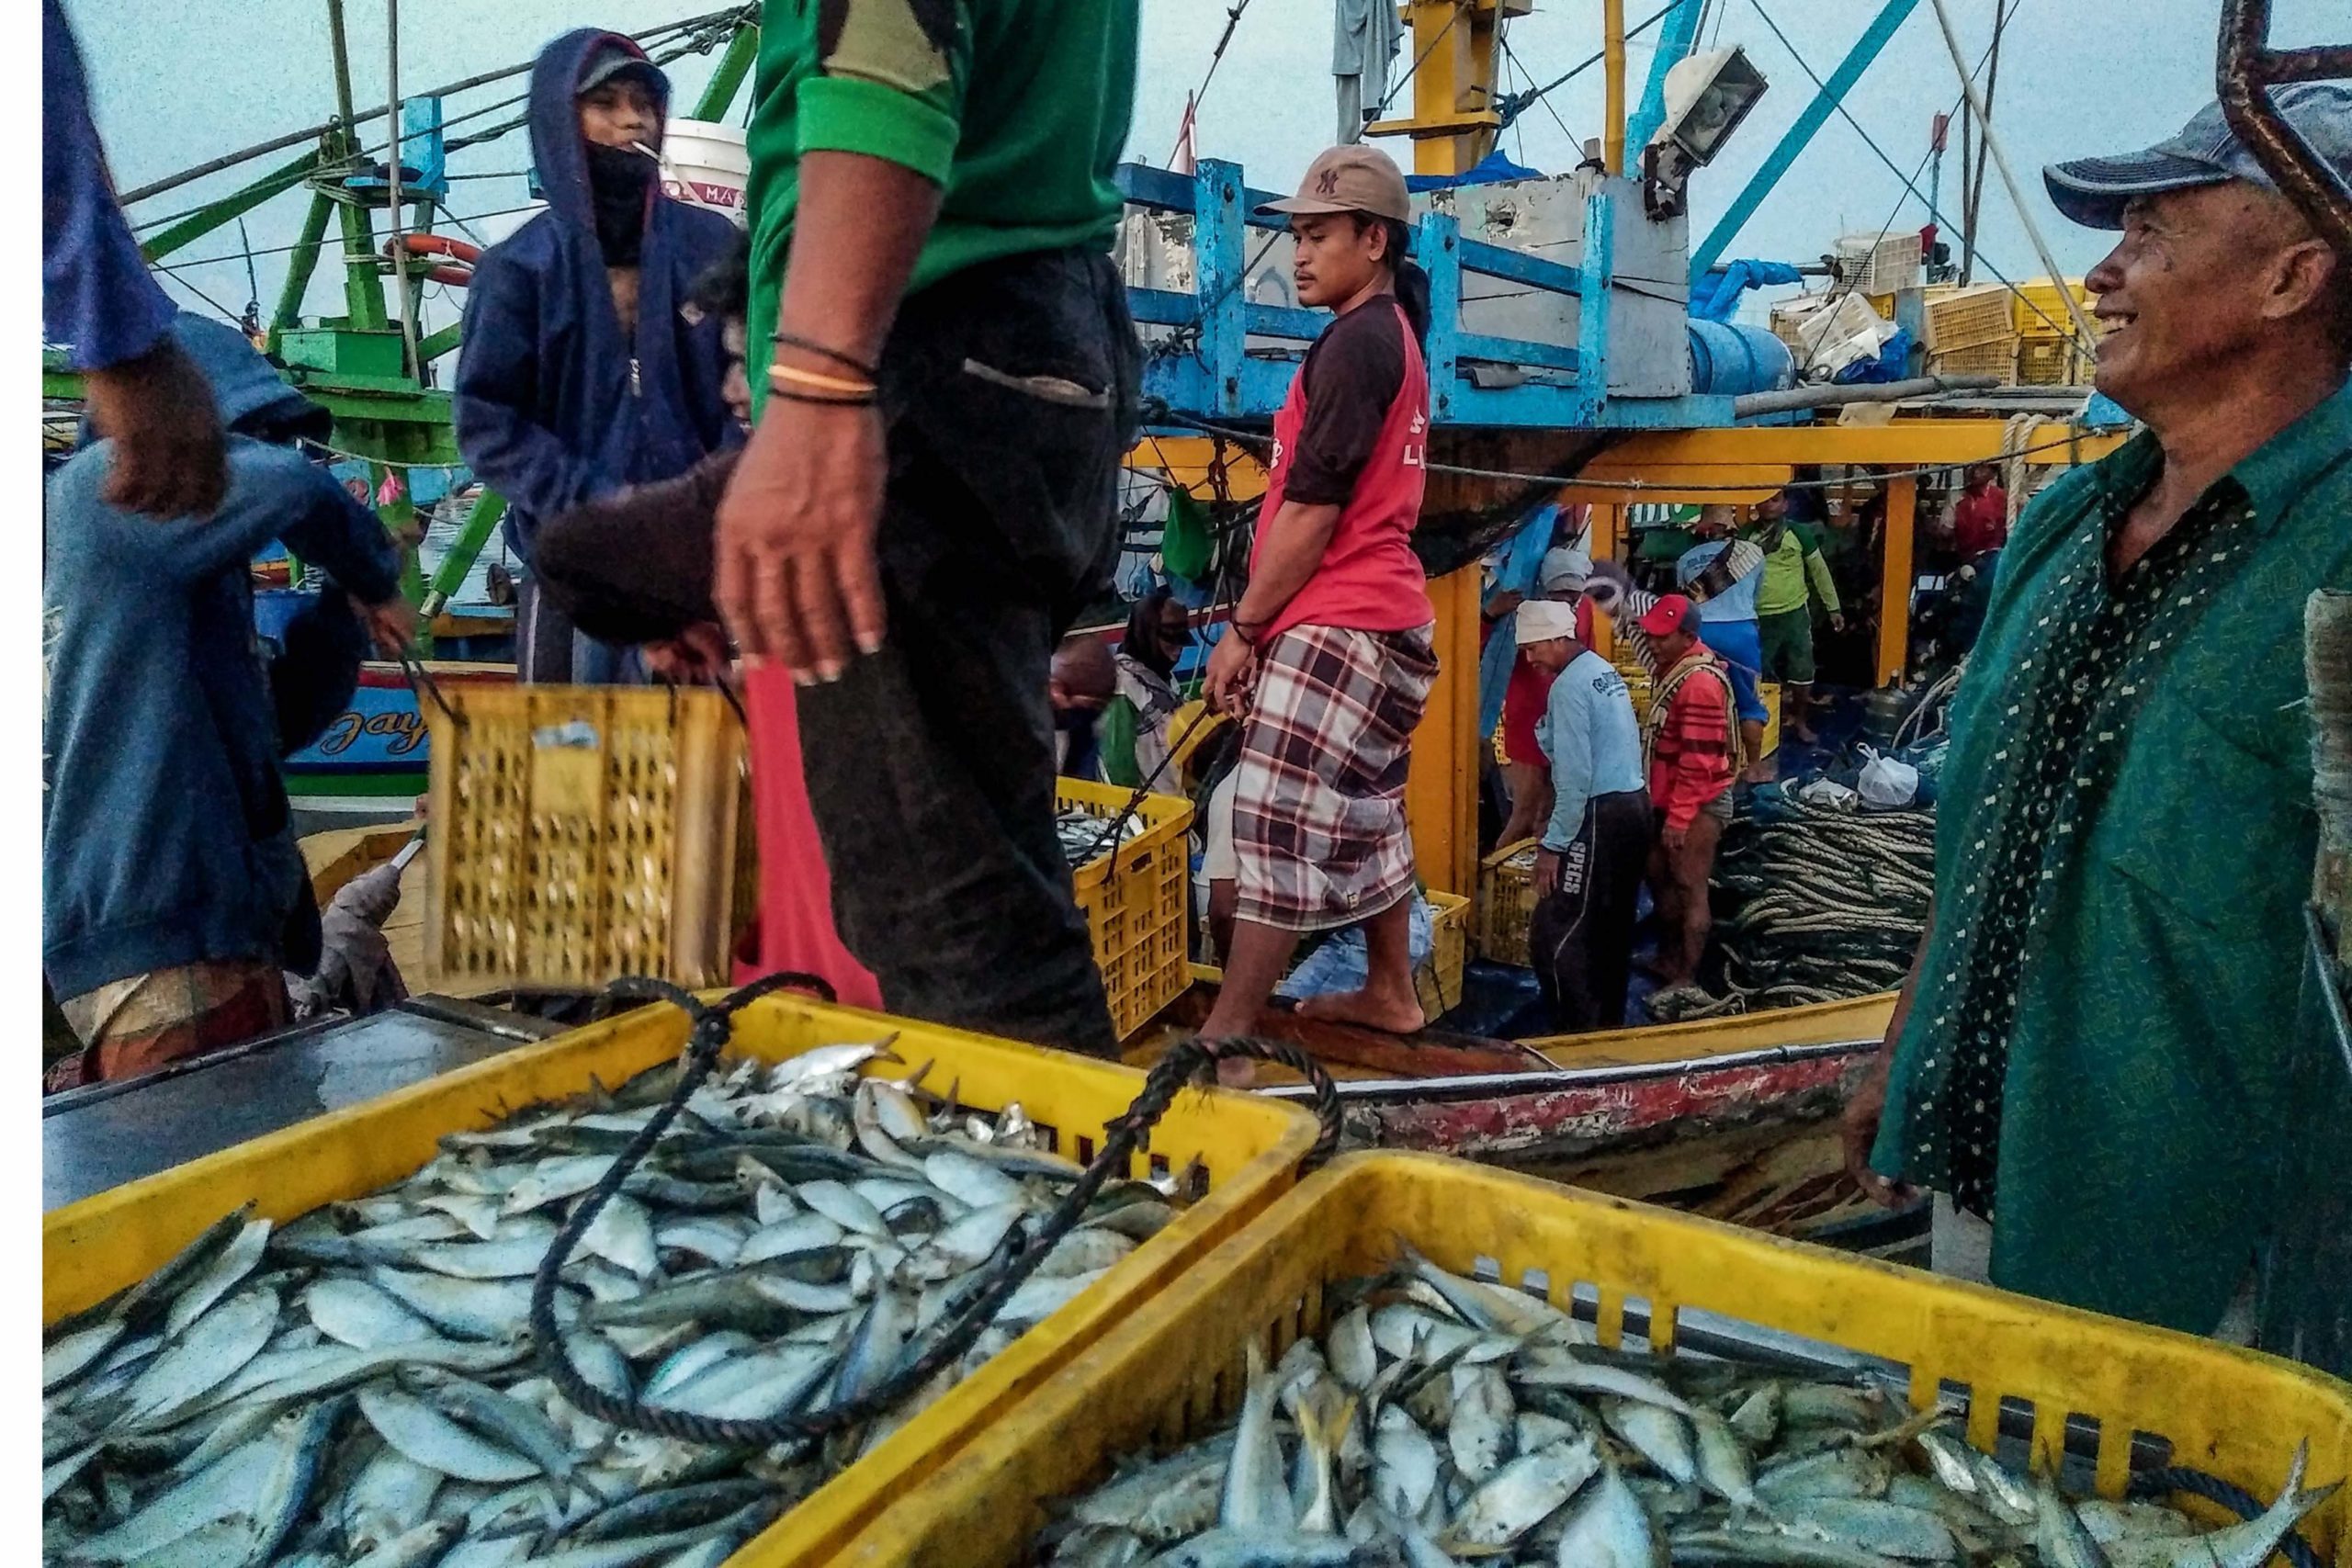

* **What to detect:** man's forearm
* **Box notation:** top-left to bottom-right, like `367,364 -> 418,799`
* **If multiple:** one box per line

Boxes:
1876,905 -> 1934,1066
1234,501 -> 1342,634
773,150 -> 944,367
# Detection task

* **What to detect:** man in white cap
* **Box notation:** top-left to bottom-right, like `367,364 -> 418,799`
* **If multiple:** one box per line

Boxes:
1497,542 -> 1595,847
1844,84 -> 2352,1335
1516,599 -> 1649,1032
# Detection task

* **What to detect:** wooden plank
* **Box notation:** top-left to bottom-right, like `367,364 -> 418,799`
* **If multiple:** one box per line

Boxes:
1132,988 -> 1548,1081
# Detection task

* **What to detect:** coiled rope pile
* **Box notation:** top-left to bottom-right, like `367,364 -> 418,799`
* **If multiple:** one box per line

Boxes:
1665,788 -> 1939,1020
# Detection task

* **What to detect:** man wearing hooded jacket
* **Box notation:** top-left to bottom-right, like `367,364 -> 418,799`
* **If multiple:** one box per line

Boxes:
455,30 -> 738,682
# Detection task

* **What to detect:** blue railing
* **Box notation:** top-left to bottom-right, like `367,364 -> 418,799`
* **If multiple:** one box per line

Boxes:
1116,159 -> 1736,432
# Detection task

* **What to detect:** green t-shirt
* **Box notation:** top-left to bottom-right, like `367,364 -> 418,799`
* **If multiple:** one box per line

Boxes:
1745,522 -> 1840,618
742,0 -> 1138,391
1872,378 -> 2352,1333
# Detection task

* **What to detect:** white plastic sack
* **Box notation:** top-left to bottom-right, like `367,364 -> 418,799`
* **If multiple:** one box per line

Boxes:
1858,746 -> 1920,808
1797,777 -> 1860,810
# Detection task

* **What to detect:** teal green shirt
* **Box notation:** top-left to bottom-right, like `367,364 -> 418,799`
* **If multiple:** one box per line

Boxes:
742,0 -> 1138,386
1872,378 -> 2352,1333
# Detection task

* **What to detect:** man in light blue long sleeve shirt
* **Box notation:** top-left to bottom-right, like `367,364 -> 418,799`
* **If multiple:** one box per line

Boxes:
1517,601 -> 1650,1032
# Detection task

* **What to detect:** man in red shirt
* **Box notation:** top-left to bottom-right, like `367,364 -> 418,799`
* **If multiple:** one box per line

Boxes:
1201,145 -> 1434,1066
1949,462 -> 2009,560
1637,595 -> 1737,996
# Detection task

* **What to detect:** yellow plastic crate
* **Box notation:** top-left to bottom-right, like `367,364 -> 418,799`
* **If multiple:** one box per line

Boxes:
2012,276 -> 2096,336
2018,336 -> 2088,386
1415,889 -> 1471,1016
422,683 -> 752,992
1930,335 -> 2019,381
842,1152 -> 2352,1568
43,995 -> 1322,1568
1926,283 -> 2015,351
1058,775 -> 1194,1040
1475,838 -> 1539,967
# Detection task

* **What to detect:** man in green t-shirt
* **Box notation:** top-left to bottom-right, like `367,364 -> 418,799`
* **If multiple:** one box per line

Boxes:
1841,86 -> 2352,1337
1743,491 -> 1844,745
711,1 -> 1143,1055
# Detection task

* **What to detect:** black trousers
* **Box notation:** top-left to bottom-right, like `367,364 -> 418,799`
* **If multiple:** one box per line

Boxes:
796,249 -> 1143,1055
1528,789 -> 1652,1033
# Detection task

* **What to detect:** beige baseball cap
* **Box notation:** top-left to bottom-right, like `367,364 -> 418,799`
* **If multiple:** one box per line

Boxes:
1258,145 -> 1412,223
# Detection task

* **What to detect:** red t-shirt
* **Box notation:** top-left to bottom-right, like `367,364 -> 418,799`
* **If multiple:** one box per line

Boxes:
1500,599 -> 1594,763
1251,297 -> 1432,642
1952,485 -> 2009,558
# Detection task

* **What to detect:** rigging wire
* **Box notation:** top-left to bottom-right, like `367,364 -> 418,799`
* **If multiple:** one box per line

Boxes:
1374,3 -> 1466,118
1960,0 -> 2015,285
156,268 -> 253,328
1495,0 -> 1683,130
1744,0 -> 2076,341
1186,0 -> 1259,126
148,202 -> 546,276
1498,30 -> 1579,156
129,6 -> 734,236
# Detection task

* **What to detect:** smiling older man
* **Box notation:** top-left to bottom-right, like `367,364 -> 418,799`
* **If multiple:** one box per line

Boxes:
1841,85 -> 2352,1336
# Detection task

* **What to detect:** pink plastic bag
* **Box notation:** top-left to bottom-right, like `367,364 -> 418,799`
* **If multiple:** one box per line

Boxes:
729,665 -> 882,1009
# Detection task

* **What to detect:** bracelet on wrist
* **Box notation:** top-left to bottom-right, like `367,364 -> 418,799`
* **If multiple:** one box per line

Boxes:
768,362 -> 878,399
765,384 -> 876,409
770,332 -> 881,382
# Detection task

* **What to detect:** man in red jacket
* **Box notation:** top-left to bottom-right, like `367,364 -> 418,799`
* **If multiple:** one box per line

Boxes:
1637,595 -> 1737,996
1949,462 -> 2010,560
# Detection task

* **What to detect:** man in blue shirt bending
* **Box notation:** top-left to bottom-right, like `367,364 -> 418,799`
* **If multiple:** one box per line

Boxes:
1516,600 -> 1651,1032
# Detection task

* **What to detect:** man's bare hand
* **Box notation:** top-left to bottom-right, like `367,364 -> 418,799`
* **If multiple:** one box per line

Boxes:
1661,822 -> 1688,852
715,399 -> 887,682
85,337 -> 228,521
359,596 -> 417,659
642,621 -> 733,684
1204,630 -> 1258,715
1532,847 -> 1561,898
1840,1048 -> 1919,1209
1829,612 -> 1848,634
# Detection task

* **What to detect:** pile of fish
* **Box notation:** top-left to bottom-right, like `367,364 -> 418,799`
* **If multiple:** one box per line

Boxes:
44,1040 -> 1189,1567
1038,1245 -> 2341,1568
1057,808 -> 1148,871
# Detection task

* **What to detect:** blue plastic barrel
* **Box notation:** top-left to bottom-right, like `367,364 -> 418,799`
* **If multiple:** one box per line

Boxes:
1687,319 -> 1795,397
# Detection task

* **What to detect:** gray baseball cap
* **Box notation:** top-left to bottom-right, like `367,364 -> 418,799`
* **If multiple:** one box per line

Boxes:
2043,82 -> 2352,230
579,42 -> 663,98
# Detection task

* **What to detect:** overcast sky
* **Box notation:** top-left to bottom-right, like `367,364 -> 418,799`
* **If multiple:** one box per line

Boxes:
70,0 -> 2342,340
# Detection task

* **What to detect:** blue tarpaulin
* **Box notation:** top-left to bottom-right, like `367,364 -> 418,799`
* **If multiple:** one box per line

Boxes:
1832,326 -> 1913,384
1404,149 -> 1544,192
1690,259 -> 1805,322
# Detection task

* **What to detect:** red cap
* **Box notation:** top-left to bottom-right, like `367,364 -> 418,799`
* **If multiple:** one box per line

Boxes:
1638,593 -> 1696,638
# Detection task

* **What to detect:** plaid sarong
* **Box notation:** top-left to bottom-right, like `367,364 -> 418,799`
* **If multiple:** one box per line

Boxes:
1232,622 -> 1439,932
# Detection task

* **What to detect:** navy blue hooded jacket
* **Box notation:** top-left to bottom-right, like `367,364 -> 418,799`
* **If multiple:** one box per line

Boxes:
44,315 -> 400,1000
453,29 -> 738,562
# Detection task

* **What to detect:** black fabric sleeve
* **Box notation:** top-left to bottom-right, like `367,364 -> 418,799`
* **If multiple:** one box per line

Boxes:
532,448 -> 735,645
1283,300 -> 1408,506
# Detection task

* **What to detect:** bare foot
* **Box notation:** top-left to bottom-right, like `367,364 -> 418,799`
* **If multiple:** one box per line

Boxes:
1294,986 -> 1426,1034
1216,1056 -> 1258,1089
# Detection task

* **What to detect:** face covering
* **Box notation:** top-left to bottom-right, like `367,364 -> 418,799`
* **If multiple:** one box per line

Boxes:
583,141 -> 656,266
